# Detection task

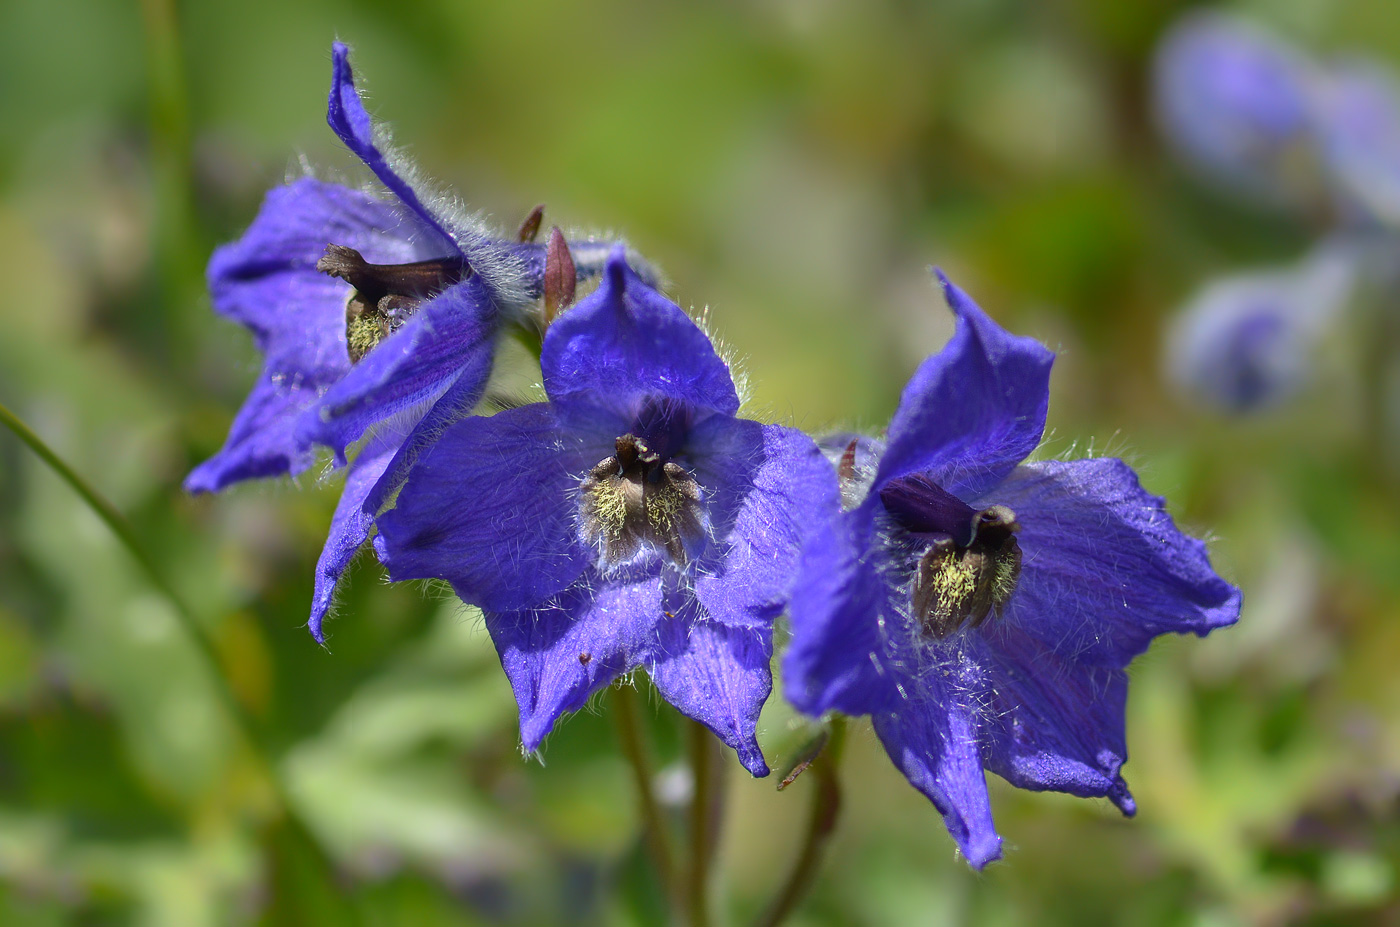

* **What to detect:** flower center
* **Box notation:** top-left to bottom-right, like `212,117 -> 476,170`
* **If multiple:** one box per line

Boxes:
317,244 -> 470,363
910,505 -> 1021,639
880,476 -> 1022,639
579,434 -> 704,568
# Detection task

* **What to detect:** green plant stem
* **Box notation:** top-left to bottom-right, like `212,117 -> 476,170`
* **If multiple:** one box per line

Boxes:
613,682 -> 678,907
756,717 -> 848,927
686,719 -> 725,927
0,400 -> 357,921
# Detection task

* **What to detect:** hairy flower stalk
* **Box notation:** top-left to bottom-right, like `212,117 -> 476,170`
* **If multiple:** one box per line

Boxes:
785,273 -> 1241,867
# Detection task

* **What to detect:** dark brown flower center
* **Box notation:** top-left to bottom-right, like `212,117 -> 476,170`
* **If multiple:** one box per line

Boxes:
317,244 -> 470,363
910,504 -> 1022,639
579,434 -> 704,567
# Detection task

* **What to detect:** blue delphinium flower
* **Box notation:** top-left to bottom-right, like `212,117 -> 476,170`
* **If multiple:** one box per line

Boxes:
1154,12 -> 1320,207
375,249 -> 837,776
1165,243 -> 1356,413
186,43 -> 629,640
784,273 -> 1241,867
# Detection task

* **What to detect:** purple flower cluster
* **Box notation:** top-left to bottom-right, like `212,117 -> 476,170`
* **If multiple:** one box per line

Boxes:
193,45 -> 1239,866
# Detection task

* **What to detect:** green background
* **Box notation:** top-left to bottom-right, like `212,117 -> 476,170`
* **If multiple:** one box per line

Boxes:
1,0 -> 1398,923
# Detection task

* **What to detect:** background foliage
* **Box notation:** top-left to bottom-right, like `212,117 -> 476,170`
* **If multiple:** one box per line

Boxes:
1,0 -> 1398,924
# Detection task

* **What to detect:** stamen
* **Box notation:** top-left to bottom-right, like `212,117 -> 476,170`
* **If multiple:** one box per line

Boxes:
579,434 -> 704,567
911,505 -> 1021,639
317,244 -> 470,363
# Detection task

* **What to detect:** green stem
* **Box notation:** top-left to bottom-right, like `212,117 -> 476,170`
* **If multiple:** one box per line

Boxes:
686,719 -> 724,927
613,682 -> 678,906
755,717 -> 847,927
0,400 -> 357,921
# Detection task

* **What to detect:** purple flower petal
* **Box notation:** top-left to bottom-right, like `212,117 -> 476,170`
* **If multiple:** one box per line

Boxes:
875,272 -> 1054,500
374,403 -> 591,612
688,419 -> 838,631
782,503 -> 901,718
328,43 -> 460,255
541,248 -> 740,422
648,592 -> 772,777
872,695 -> 1002,869
185,370 -> 321,491
965,629 -> 1135,813
485,571 -> 664,752
978,458 -> 1241,667
307,428 -> 402,643
296,274 -> 500,458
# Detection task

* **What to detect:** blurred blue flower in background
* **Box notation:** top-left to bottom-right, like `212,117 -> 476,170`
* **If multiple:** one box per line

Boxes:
1314,62 -> 1400,229
376,250 -> 837,775
785,274 -> 1240,867
1154,11 -> 1320,208
1165,244 -> 1357,414
187,44 -> 624,640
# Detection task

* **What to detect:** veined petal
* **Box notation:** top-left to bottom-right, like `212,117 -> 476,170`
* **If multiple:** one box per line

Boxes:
783,503 -> 902,718
875,272 -> 1053,500
328,43 -> 460,255
648,591 -> 773,777
185,368 -> 321,491
297,274 -> 500,458
374,403 -> 591,613
872,694 -> 1002,869
307,427 -> 403,643
541,248 -> 740,421
688,419 -> 838,631
980,458 -> 1240,667
485,570 -> 664,752
965,629 -> 1136,814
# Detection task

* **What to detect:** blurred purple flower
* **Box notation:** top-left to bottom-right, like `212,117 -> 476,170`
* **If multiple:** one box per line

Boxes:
375,249 -> 837,775
784,273 -> 1240,868
1154,12 -> 1320,206
187,43 -> 629,640
1314,61 -> 1400,228
1166,243 -> 1356,413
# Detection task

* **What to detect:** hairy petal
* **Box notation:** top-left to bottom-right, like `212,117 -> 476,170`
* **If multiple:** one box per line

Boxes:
784,503 -> 901,718
374,403 -> 590,612
966,629 -> 1136,814
649,592 -> 773,777
485,571 -> 664,752
872,694 -> 1003,869
876,272 -> 1054,500
307,429 -> 402,643
979,458 -> 1241,667
688,419 -> 838,631
185,369 -> 322,491
327,43 -> 460,254
542,248 -> 739,422
297,275 -> 500,458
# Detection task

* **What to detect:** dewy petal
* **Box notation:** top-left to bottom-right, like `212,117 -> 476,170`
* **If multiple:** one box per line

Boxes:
688,419 -> 838,632
185,370 -> 321,491
541,248 -> 740,421
964,629 -> 1136,814
189,178 -> 436,489
875,272 -> 1054,500
328,43 -> 460,255
485,570 -> 664,752
783,502 -> 902,718
979,458 -> 1241,668
297,274 -> 500,459
872,693 -> 1002,869
649,590 -> 773,777
374,403 -> 591,613
307,426 -> 403,643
